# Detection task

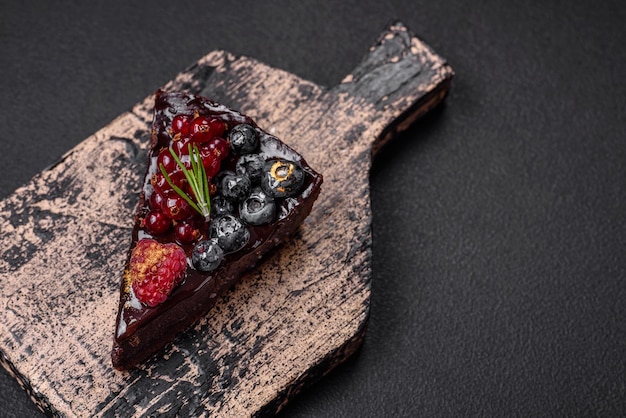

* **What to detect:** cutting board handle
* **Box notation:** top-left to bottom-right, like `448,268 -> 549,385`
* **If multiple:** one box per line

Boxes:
336,21 -> 454,156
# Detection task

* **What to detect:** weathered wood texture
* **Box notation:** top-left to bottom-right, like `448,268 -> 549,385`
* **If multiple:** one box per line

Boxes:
0,22 -> 452,417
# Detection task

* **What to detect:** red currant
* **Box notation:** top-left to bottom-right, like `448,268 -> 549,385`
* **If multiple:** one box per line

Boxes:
206,155 -> 221,178
151,170 -> 186,193
199,146 -> 221,177
157,148 -> 177,173
149,189 -> 165,210
172,135 -> 193,157
171,170 -> 188,189
160,189 -> 193,221
189,116 -> 227,143
206,137 -> 230,160
174,219 -> 201,244
209,119 -> 227,138
171,115 -> 192,135
144,210 -> 171,235
151,172 -> 170,192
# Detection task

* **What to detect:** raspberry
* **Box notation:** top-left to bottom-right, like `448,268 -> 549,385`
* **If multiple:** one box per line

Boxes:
125,239 -> 187,307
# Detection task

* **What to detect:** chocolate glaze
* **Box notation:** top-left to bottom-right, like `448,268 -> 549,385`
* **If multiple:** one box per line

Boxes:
111,90 -> 323,370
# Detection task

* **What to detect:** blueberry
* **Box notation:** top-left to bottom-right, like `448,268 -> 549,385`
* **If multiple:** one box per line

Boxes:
192,239 -> 224,272
240,187 -> 277,225
220,173 -> 251,202
228,123 -> 259,155
213,170 -> 235,185
209,214 -> 250,253
236,153 -> 265,184
213,170 -> 235,195
210,195 -> 235,217
260,159 -> 306,198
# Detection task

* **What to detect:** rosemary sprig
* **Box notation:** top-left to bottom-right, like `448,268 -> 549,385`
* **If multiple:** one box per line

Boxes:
159,144 -> 211,221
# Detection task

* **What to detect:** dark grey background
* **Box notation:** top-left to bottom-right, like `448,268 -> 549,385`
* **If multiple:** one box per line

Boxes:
1,1 -> 625,417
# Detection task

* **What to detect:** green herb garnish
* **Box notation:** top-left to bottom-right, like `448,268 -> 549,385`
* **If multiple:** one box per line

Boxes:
159,144 -> 211,221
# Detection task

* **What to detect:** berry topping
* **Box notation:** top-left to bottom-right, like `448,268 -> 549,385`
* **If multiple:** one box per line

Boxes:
191,239 -> 225,272
209,214 -> 250,253
240,187 -> 277,225
143,210 -> 171,235
125,239 -> 187,307
228,123 -> 259,155
261,159 -> 306,198
236,153 -> 265,184
219,173 -> 252,202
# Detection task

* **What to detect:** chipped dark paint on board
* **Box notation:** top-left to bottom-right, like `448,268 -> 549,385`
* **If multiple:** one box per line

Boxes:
0,21 -> 453,417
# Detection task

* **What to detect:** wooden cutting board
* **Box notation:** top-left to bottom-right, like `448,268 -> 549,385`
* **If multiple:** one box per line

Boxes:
0,21 -> 453,417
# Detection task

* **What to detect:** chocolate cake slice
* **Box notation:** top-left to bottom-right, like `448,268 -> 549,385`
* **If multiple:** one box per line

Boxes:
111,90 -> 323,370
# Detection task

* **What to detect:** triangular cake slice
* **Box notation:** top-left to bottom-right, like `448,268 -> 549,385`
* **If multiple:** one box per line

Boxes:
111,90 -> 323,370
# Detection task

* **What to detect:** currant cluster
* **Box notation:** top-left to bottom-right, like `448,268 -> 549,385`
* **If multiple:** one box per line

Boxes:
143,113 -> 229,243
